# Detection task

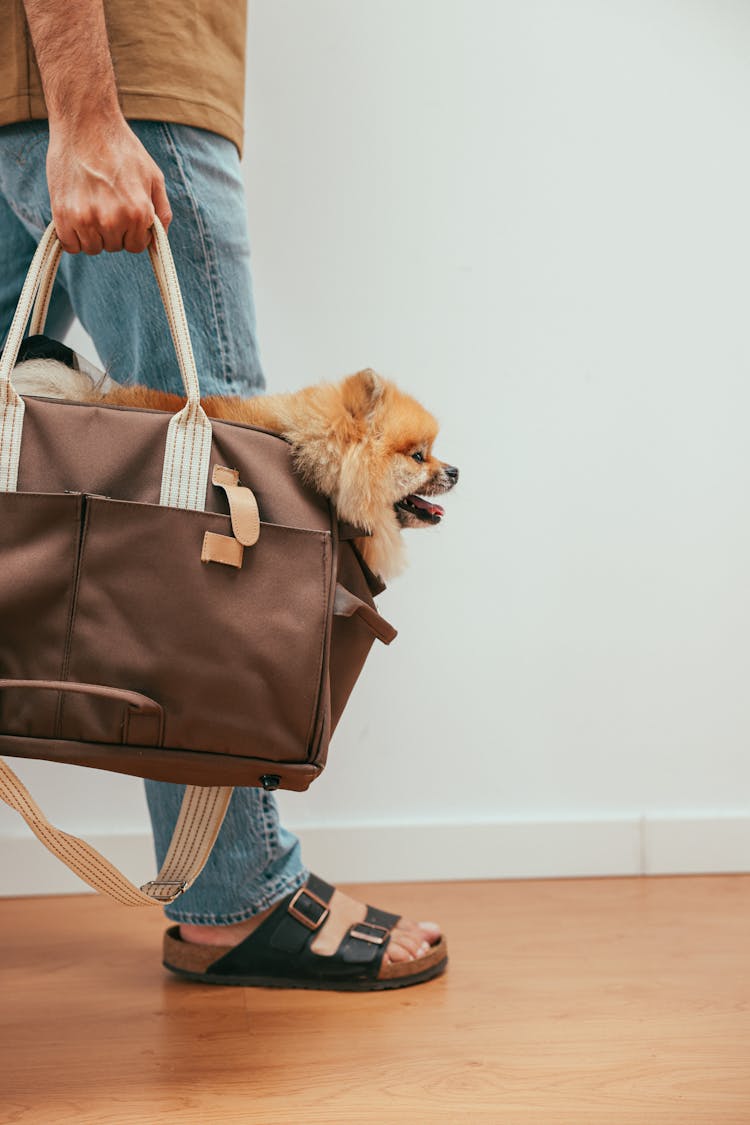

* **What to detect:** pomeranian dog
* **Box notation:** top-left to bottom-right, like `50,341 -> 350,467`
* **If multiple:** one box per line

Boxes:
12,351 -> 458,580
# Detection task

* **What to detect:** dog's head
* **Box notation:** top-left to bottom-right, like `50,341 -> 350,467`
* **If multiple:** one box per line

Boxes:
289,369 -> 458,579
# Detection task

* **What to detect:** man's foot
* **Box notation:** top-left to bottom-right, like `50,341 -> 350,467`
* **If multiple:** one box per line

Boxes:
164,874 -> 448,990
180,888 -> 442,966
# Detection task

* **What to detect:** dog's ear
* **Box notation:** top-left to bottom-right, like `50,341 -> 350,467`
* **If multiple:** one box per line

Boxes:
341,368 -> 385,419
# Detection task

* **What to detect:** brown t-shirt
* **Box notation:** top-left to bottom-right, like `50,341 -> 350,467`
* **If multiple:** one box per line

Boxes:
0,0 -> 247,153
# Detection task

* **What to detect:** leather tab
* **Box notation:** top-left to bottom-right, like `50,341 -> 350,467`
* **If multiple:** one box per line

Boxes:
333,584 -> 397,645
201,531 -> 244,568
212,465 -> 260,546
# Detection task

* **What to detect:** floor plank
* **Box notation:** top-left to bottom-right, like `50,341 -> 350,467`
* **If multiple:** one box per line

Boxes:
1,876 -> 749,1123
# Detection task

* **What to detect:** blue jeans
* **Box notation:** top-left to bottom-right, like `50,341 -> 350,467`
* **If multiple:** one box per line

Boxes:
0,119 -> 308,923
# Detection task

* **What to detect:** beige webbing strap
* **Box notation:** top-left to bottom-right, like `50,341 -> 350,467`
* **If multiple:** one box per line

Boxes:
30,228 -> 164,341
28,239 -> 63,338
0,758 -> 232,906
0,223 -> 59,492
147,219 -> 213,512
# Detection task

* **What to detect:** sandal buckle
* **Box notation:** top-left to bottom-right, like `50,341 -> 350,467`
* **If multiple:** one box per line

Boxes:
288,886 -> 330,930
349,922 -> 390,946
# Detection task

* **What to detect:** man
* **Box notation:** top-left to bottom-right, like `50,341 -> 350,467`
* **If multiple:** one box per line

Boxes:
0,0 -> 444,988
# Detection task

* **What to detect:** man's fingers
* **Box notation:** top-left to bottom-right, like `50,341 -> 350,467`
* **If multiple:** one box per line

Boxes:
50,159 -> 169,256
151,175 -> 172,232
75,227 -> 105,256
53,202 -> 158,254
123,221 -> 153,254
52,220 -> 82,254
100,228 -> 126,253
99,207 -> 152,252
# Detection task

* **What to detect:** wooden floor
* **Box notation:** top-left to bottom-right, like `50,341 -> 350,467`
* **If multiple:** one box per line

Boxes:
1,876 -> 749,1124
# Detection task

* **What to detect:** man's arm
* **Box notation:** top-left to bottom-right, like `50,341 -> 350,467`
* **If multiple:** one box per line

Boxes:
23,0 -> 172,254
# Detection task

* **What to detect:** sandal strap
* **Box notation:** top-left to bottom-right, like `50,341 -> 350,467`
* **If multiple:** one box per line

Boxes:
338,904 -> 401,965
204,875 -> 399,984
269,874 -> 336,954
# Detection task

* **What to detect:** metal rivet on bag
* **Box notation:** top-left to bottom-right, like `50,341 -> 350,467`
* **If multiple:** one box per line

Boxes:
260,774 -> 281,791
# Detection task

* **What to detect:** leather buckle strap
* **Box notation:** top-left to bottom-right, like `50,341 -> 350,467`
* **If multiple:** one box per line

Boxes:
349,921 -> 390,946
287,886 -> 330,931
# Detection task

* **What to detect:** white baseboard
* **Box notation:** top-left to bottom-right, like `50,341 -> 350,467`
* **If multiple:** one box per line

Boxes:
1,813 -> 750,898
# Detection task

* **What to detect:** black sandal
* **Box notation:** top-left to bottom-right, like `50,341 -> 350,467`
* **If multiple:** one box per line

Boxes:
162,874 -> 448,991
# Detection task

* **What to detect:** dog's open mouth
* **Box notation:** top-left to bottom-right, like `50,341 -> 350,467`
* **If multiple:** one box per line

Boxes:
395,494 -> 445,525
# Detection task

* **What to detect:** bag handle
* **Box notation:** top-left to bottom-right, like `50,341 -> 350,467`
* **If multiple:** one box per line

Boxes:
0,218 -> 213,511
0,678 -> 164,745
28,226 -> 178,373
29,231 -> 172,350
0,756 -> 232,905
0,677 -> 163,713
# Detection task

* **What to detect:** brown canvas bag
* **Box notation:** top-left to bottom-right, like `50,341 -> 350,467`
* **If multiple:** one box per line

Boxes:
0,221 -> 396,905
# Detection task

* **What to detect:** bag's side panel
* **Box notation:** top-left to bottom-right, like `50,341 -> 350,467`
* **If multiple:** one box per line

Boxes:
328,541 -> 379,734
0,492 -> 82,736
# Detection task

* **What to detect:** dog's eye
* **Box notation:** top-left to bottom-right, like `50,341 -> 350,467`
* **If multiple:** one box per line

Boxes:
411,451 -> 424,463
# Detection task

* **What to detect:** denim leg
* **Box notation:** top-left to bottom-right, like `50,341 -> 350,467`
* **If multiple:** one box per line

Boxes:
146,785 -> 307,924
0,120 -> 308,923
0,149 -> 75,346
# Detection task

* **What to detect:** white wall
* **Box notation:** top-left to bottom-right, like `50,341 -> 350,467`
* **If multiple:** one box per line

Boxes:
4,0 -> 750,894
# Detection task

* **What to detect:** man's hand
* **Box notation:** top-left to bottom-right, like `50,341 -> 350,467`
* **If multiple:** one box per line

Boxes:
23,0 -> 172,255
47,116 -> 172,255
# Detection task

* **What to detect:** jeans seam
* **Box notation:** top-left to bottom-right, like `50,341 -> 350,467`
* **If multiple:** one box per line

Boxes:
260,791 -> 278,868
158,122 -> 236,393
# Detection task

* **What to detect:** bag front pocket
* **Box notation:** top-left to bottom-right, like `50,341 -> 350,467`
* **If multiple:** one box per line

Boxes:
0,491 -> 83,736
61,497 -> 333,761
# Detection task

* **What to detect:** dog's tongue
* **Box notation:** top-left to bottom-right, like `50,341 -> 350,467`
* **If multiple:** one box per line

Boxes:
407,494 -> 445,518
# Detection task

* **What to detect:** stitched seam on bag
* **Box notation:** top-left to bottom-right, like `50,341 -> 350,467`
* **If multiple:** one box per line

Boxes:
302,534 -> 332,756
54,494 -> 86,738
164,418 -> 178,506
0,404 -> 8,492
186,401 -> 203,509
0,386 -> 20,493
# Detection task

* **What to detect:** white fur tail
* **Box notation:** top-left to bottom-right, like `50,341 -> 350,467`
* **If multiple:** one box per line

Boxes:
11,358 -> 118,402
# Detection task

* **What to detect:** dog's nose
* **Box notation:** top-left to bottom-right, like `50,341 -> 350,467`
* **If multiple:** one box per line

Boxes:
443,465 -> 459,483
